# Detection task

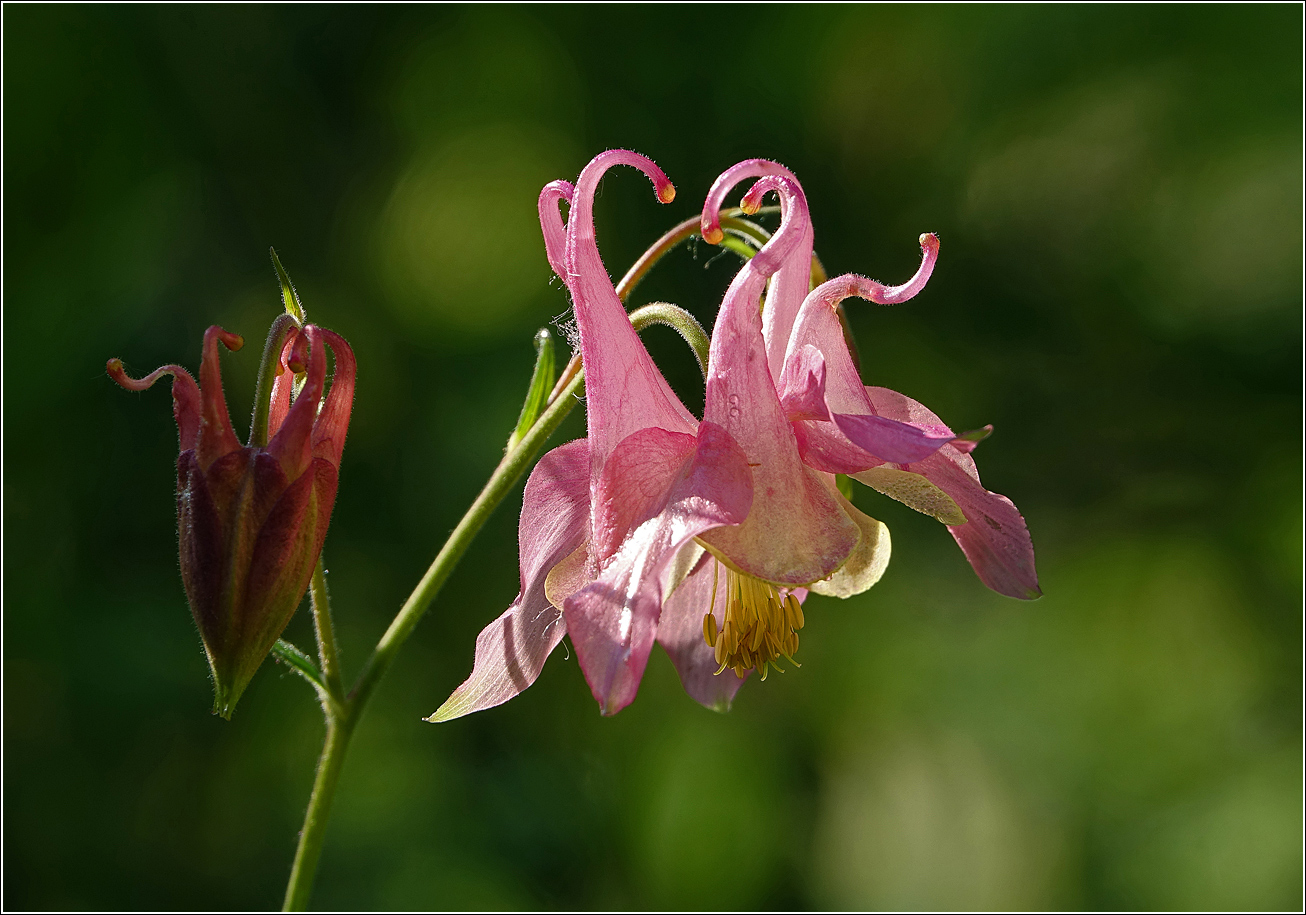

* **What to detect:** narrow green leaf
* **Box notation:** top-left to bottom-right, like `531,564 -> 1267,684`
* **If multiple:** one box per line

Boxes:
271,639 -> 327,693
269,247 -> 307,324
507,328 -> 557,451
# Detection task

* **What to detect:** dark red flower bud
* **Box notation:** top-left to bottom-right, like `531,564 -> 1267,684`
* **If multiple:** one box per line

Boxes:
108,321 -> 355,717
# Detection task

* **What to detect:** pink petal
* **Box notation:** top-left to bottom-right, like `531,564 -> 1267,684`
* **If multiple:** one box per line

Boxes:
776,344 -> 831,422
779,266 -> 963,466
562,151 -> 696,472
699,176 -> 860,586
781,242 -> 938,403
196,325 -> 245,469
537,179 -> 574,278
311,329 -> 355,470
430,438 -> 592,721
780,283 -> 872,417
267,333 -> 295,440
106,360 -> 202,453
700,159 -> 814,378
656,552 -> 749,712
564,422 -> 751,716
266,325 -> 327,482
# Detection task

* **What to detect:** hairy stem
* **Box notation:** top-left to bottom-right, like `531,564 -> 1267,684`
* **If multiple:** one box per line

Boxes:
310,560 -> 343,699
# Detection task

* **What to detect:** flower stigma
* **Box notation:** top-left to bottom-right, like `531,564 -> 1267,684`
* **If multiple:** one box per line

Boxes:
702,563 -> 805,680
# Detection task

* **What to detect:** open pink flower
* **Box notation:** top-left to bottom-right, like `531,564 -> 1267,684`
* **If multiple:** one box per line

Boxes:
434,151 -> 896,721
706,160 -> 1040,600
108,320 -> 355,716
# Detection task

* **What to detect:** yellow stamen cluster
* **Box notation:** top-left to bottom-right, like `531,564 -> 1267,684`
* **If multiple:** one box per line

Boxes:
702,566 -> 805,680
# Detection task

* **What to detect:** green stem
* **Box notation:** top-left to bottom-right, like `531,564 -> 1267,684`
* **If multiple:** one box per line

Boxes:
346,363 -> 586,714
615,207 -> 773,301
282,716 -> 353,911
279,301 -> 708,908
626,302 -> 711,378
310,560 -> 344,699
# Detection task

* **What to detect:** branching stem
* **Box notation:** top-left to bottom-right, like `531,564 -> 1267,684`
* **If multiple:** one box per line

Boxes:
280,214 -> 725,910
279,203 -> 830,910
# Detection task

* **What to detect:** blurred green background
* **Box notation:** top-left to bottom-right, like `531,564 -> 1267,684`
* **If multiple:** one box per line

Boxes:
4,4 -> 1301,910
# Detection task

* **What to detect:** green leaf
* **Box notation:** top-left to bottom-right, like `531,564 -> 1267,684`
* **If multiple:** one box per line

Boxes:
271,639 -> 328,693
507,328 -> 556,451
269,247 -> 307,324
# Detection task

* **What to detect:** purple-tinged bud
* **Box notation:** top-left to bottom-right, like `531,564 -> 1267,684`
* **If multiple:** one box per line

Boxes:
108,320 -> 355,717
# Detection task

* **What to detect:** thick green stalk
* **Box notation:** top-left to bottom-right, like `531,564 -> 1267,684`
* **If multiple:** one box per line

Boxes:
282,716 -> 353,911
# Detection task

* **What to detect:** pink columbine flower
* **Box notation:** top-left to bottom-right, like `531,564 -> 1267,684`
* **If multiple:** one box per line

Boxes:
704,159 -> 1040,601
108,320 -> 355,716
433,150 -> 901,721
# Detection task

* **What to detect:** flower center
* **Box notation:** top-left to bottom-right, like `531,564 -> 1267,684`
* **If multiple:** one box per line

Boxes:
702,565 -> 805,680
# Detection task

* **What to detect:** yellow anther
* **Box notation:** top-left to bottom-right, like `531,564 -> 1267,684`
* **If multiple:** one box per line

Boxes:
701,565 -> 805,678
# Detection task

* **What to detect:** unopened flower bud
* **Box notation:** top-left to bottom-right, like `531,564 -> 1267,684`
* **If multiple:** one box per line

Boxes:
108,320 -> 355,717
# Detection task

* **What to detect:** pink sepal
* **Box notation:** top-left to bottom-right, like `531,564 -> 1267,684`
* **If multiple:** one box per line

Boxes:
538,180 -> 575,278
265,326 -> 326,482
431,439 -> 592,721
196,326 -> 245,470
656,553 -> 749,712
312,329 -> 356,469
861,387 -> 1040,600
